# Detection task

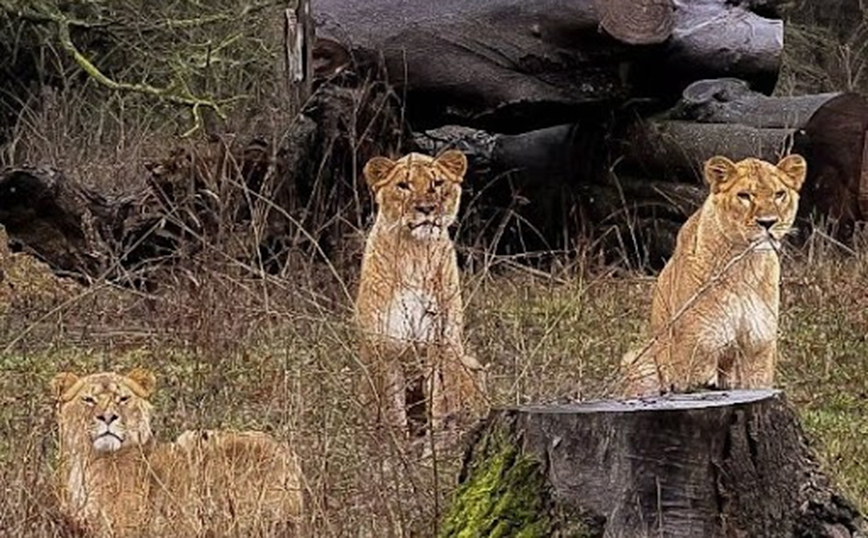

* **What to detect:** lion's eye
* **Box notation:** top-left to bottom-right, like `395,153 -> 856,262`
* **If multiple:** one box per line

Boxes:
81,396 -> 96,406
119,395 -> 130,404
736,192 -> 752,202
397,181 -> 411,191
774,190 -> 787,201
432,178 -> 445,188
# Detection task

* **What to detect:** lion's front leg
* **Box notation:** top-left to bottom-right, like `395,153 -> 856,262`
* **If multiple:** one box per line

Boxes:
657,329 -> 722,392
359,340 -> 408,439
734,339 -> 778,389
425,342 -> 486,437
620,344 -> 663,398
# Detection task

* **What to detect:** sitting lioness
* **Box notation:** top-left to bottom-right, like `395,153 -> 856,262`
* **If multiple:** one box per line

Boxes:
622,154 -> 807,397
355,150 -> 486,443
51,368 -> 303,537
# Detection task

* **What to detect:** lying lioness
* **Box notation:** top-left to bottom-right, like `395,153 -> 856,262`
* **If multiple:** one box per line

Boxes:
51,368 -> 303,537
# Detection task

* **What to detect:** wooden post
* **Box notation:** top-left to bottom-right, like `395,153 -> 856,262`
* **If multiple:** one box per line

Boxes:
284,0 -> 313,114
859,132 -> 868,219
442,390 -> 864,538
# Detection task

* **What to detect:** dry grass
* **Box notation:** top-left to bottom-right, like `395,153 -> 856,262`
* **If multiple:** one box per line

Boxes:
1,225 -> 868,536
2,3 -> 868,534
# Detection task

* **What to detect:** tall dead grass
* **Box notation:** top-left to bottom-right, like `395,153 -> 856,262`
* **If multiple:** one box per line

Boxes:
2,6 -> 868,534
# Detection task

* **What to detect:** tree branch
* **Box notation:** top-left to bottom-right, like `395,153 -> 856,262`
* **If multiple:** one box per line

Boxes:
53,12 -> 227,136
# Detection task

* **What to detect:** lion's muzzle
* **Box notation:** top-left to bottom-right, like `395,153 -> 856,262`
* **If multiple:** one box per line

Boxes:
91,412 -> 125,452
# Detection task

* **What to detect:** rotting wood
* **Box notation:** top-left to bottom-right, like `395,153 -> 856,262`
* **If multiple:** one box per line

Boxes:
0,82 -> 406,283
284,0 -> 314,112
619,80 -> 868,239
860,132 -> 868,218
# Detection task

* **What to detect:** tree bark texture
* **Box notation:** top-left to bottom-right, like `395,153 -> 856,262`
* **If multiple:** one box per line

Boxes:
442,390 -> 865,538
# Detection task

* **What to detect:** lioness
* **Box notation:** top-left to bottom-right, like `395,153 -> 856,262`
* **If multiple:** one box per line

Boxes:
622,154 -> 807,397
51,368 -> 303,537
355,150 -> 486,443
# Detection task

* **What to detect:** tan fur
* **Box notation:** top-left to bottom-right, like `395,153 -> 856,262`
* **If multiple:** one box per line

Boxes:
51,369 -> 303,537
355,150 -> 487,442
622,155 -> 807,397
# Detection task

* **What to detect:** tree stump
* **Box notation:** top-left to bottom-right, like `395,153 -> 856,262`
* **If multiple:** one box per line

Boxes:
442,390 -> 864,538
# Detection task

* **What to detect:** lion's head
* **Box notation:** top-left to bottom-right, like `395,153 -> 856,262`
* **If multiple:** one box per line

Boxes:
704,154 -> 807,249
363,150 -> 467,240
51,369 -> 157,455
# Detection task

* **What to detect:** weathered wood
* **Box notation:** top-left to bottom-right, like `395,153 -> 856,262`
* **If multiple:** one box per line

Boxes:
860,134 -> 868,218
623,120 -> 794,179
314,0 -> 783,131
635,0 -> 784,96
414,123 -> 604,256
0,83 -> 405,282
284,0 -> 314,111
672,78 -> 840,128
443,390 -> 865,538
413,122 -> 703,268
795,93 -> 868,237
621,78 -> 844,177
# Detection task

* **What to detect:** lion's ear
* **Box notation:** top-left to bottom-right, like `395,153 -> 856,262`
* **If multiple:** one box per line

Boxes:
363,156 -> 397,192
776,154 -> 807,192
126,368 -> 156,398
434,150 -> 468,183
51,372 -> 80,402
704,156 -> 738,193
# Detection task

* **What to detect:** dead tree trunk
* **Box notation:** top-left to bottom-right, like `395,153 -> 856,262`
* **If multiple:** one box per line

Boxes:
314,0 -> 783,132
442,390 -> 864,538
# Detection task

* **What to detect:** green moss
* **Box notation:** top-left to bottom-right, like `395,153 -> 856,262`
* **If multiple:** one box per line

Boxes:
439,420 -> 605,538
439,422 -> 552,538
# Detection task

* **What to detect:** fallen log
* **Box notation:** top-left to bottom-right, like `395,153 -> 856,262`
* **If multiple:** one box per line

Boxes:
314,0 -> 783,132
413,124 -> 604,257
442,390 -> 864,538
633,1 -> 784,96
0,166 -> 138,280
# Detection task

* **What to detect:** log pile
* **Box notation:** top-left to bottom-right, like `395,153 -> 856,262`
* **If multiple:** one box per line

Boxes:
1,0 -> 867,277
314,0 -> 786,131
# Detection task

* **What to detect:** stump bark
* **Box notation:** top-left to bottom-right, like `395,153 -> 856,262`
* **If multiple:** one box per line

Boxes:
442,390 -> 864,538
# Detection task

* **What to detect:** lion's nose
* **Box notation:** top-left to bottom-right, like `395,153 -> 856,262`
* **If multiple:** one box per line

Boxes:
755,217 -> 778,230
97,413 -> 119,425
415,203 -> 435,215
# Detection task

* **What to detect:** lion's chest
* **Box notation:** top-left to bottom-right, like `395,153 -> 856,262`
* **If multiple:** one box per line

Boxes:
380,289 -> 442,344
700,286 -> 778,349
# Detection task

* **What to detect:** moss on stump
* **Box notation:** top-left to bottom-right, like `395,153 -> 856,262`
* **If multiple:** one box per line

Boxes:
439,414 -> 603,538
